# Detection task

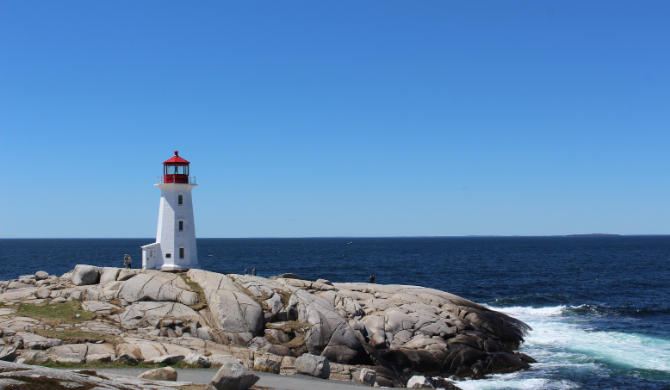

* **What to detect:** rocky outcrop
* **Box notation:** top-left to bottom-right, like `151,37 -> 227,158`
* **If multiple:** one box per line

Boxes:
0,347 -> 17,362
16,332 -> 62,350
0,265 -> 531,387
0,360 -> 193,389
295,353 -> 330,378
208,355 -> 260,390
253,352 -> 282,374
72,265 -> 100,286
118,301 -> 204,330
100,267 -> 121,284
117,272 -> 198,306
187,270 -> 264,344
184,352 -> 211,367
358,367 -> 377,385
138,367 -> 178,381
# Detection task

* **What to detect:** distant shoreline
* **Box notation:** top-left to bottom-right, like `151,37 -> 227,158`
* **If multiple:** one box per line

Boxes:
565,233 -> 621,237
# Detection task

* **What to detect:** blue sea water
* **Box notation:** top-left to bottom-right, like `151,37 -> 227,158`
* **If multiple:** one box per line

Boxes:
1,236 -> 669,389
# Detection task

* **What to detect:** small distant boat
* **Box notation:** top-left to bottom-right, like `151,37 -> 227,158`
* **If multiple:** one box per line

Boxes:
347,242 -> 353,245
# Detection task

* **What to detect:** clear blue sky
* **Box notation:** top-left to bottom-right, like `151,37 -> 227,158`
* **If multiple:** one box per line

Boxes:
1,1 -> 668,238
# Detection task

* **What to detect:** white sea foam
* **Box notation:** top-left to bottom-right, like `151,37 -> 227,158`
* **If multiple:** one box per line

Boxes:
456,305 -> 670,389
496,305 -> 670,372
458,377 -> 576,390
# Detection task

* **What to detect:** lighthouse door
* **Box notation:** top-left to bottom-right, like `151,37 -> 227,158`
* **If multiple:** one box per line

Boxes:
142,243 -> 161,270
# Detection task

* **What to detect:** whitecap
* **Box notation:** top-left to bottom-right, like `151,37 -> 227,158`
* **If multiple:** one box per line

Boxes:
456,304 -> 670,389
457,375 -> 578,390
494,305 -> 670,373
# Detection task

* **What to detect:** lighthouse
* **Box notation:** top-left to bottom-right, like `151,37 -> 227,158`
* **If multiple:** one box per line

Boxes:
141,151 -> 200,271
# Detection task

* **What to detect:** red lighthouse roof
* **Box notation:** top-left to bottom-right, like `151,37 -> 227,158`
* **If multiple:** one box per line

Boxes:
163,151 -> 190,165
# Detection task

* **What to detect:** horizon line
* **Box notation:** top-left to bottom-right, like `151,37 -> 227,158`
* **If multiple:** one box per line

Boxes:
2,234 -> 670,240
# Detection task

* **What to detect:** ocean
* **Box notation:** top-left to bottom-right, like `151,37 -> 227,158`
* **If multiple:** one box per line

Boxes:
1,236 -> 668,389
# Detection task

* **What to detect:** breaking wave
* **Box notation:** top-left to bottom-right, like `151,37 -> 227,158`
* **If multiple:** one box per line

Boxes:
457,305 -> 670,389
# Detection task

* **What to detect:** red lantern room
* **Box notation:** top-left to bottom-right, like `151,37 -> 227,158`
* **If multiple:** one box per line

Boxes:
163,151 -> 190,183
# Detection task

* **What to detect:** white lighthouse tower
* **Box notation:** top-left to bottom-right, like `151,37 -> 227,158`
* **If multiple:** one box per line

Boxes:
141,151 -> 200,271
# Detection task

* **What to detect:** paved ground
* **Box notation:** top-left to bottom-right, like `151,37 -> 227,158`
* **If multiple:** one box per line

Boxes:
96,368 -> 371,390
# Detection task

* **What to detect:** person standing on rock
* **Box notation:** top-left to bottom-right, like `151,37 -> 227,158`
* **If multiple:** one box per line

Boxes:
124,254 -> 132,269
244,268 -> 248,275
252,267 -> 257,276
370,274 -> 375,283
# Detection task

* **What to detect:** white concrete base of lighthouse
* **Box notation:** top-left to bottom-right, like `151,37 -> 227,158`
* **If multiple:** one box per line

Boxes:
141,182 -> 200,271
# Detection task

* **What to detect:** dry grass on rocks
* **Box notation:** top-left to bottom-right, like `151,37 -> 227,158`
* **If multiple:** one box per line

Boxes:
178,273 -> 207,311
14,301 -> 96,326
34,329 -> 121,345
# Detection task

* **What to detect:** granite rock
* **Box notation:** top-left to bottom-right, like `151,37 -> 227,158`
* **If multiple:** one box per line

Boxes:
207,355 -> 259,390
72,265 -> 101,286
139,367 -> 178,381
295,353 -> 330,379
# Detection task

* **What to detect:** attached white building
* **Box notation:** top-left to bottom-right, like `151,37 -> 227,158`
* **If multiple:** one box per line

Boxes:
142,151 -> 200,271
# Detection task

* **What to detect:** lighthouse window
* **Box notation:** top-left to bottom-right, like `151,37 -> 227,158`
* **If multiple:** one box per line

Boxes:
179,247 -> 185,259
166,253 -> 171,258
179,220 -> 184,231
178,195 -> 183,205
165,165 -> 188,175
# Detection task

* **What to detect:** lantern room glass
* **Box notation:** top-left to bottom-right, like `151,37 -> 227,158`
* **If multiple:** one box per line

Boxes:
164,165 -> 189,175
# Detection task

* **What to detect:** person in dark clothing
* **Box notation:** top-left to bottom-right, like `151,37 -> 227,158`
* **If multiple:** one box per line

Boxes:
370,274 -> 375,283
252,268 -> 257,276
124,254 -> 132,269
244,268 -> 248,275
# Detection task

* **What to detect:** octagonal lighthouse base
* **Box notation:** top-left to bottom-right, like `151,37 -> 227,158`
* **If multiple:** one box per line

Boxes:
141,182 -> 200,271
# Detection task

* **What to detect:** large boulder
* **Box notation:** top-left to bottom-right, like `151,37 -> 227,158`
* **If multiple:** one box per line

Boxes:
84,282 -> 123,302
117,272 -> 198,305
208,355 -> 259,390
276,281 -> 365,363
72,265 -> 100,286
7,282 -> 31,289
16,333 -> 62,350
295,354 -> 330,379
138,367 -> 178,381
0,347 -> 16,362
184,353 -> 211,367
117,269 -> 139,281
22,350 -> 50,363
146,354 -> 184,365
115,343 -> 142,362
47,344 -> 87,361
34,271 -> 49,281
118,301 -> 204,330
99,267 -> 121,284
253,352 -> 282,374
358,367 -> 377,386
187,270 -> 263,343
81,301 -> 122,315
87,343 -> 116,360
